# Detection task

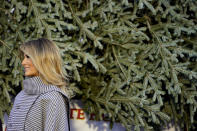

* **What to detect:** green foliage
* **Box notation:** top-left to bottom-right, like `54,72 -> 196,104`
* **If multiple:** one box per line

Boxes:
0,0 -> 197,130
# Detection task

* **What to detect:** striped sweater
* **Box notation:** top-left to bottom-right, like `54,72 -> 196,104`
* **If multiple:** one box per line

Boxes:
7,76 -> 70,131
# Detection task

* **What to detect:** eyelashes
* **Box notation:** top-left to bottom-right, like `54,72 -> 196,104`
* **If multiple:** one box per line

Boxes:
25,54 -> 30,58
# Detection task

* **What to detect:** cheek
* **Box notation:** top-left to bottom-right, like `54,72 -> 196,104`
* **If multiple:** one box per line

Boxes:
32,66 -> 38,73
26,60 -> 39,76
29,60 -> 36,70
30,64 -> 38,73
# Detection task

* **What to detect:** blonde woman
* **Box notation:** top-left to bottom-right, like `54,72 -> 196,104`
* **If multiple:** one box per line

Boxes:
7,38 -> 70,131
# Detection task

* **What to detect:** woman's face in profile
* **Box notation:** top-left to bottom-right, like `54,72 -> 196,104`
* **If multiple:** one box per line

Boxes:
21,54 -> 39,77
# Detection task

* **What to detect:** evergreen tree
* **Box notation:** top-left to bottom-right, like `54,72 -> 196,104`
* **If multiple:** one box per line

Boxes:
0,0 -> 197,130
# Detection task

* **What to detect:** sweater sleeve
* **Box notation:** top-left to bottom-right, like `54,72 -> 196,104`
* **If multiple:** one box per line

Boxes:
41,91 -> 69,131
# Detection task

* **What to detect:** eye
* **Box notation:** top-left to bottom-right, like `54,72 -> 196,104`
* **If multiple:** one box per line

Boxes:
25,54 -> 30,58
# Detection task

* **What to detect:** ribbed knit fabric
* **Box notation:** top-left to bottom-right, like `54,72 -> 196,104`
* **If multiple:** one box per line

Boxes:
7,76 -> 70,131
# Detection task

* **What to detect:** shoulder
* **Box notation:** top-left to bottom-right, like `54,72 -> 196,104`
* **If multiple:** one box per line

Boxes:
37,91 -> 67,106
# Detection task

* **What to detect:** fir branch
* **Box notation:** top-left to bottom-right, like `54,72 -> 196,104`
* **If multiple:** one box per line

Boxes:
142,0 -> 156,15
112,46 -> 128,82
68,1 -> 103,49
0,40 -> 18,57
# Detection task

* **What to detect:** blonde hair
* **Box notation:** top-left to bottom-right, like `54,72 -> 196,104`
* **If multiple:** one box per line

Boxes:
20,38 -> 67,89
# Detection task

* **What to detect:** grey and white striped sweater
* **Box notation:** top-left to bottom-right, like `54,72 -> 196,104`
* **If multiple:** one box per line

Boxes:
7,76 -> 70,131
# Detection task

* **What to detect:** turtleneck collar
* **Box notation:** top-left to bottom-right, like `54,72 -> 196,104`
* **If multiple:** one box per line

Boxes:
23,76 -> 63,95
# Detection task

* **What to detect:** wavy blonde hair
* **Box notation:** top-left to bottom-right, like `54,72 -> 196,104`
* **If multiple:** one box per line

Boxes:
20,38 -> 67,89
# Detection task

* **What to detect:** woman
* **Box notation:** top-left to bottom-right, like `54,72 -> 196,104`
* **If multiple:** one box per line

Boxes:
7,38 -> 70,131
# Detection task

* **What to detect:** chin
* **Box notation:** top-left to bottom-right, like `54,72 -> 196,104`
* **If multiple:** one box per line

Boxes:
25,73 -> 36,77
24,71 -> 39,77
25,74 -> 32,77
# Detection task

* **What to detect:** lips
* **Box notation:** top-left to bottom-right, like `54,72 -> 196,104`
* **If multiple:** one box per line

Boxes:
24,67 -> 30,71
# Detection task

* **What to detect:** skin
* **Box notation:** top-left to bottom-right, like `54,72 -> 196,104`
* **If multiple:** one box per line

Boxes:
21,54 -> 39,77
